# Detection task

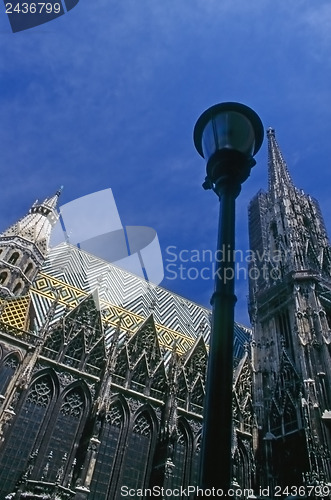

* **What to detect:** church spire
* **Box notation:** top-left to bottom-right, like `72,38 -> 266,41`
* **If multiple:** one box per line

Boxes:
38,186 -> 63,212
267,127 -> 294,197
0,189 -> 61,297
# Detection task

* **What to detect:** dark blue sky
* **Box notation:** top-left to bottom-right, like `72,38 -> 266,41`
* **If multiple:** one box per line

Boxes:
1,0 -> 331,325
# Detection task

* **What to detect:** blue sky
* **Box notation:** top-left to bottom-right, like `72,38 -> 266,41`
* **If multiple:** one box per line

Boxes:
1,0 -> 331,325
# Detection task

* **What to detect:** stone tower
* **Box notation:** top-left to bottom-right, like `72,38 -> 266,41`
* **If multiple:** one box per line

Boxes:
0,190 -> 60,297
248,128 -> 331,490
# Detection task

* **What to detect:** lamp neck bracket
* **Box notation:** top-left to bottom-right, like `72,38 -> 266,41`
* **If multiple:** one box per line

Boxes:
203,149 -> 255,198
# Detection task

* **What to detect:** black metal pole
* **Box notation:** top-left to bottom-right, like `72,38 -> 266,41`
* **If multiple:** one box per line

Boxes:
199,180 -> 240,493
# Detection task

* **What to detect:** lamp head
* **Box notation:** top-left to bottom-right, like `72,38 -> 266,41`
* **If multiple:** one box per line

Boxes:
194,102 -> 264,160
193,102 -> 264,191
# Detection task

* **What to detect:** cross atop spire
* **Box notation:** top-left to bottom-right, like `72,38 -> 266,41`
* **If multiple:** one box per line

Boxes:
267,128 -> 294,197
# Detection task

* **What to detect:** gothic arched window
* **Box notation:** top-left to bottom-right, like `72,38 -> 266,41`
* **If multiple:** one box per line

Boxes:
40,386 -> 86,483
89,402 -> 125,499
0,375 -> 53,498
167,421 -> 191,491
13,282 -> 23,296
121,410 -> 155,495
8,252 -> 19,265
0,353 -> 19,396
24,262 -> 34,277
0,271 -> 8,285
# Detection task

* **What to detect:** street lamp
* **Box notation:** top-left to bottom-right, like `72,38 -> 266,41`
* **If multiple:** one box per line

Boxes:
193,102 -> 263,492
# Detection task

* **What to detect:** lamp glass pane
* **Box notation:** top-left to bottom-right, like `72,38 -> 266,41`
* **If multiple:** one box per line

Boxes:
201,111 -> 255,159
200,120 -> 217,159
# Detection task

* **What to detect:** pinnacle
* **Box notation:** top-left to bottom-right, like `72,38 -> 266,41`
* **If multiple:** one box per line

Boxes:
267,128 -> 294,195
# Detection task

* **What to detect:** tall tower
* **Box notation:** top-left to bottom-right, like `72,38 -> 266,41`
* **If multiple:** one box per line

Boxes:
0,190 -> 60,297
248,129 -> 331,489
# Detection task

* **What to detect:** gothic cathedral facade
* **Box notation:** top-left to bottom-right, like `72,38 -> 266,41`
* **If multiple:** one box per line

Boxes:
0,189 -> 253,498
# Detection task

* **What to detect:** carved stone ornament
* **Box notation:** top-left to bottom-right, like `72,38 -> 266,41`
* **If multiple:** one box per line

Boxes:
86,382 -> 96,398
57,371 -> 76,387
127,397 -> 142,414
32,362 -> 46,374
187,418 -> 202,435
151,404 -> 162,421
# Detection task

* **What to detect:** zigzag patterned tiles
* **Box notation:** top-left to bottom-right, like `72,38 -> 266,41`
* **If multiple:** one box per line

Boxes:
31,243 -> 249,358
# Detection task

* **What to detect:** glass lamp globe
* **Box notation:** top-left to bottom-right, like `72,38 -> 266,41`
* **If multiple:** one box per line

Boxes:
194,102 -> 264,163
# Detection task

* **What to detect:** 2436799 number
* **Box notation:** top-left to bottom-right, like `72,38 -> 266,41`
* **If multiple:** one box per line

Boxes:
5,3 -> 61,14
274,485 -> 331,497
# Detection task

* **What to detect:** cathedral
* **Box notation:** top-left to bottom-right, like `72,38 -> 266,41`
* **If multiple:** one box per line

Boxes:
0,127 -> 330,499
0,186 -> 251,497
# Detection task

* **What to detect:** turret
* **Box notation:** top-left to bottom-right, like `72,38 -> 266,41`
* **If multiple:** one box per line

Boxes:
0,189 -> 61,297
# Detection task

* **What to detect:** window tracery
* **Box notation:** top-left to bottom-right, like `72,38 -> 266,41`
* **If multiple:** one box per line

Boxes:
121,411 -> 154,495
0,375 -> 53,497
0,354 -> 19,395
89,402 -> 124,499
60,390 -> 84,418
167,422 -> 189,490
133,413 -> 151,436
106,403 -> 123,427
41,388 -> 85,484
27,378 -> 52,407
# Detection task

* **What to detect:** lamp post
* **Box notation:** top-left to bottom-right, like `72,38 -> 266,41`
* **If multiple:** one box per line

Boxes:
193,102 -> 263,492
